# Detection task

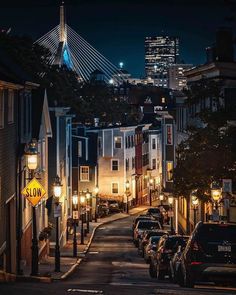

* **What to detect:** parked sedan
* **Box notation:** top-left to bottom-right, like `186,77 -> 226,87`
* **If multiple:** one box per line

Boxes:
179,222 -> 236,288
144,236 -> 162,264
138,230 -> 168,257
133,220 -> 162,247
149,235 -> 189,279
169,237 -> 189,282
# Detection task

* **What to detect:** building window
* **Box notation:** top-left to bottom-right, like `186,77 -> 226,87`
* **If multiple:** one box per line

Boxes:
166,161 -> 173,181
111,160 -> 119,171
161,97 -> 166,103
114,136 -> 122,148
166,124 -> 173,145
152,138 -> 156,149
112,183 -> 118,194
78,141 -> 82,157
126,158 -> 129,171
80,166 -> 89,181
8,89 -> 14,124
152,158 -> 156,170
0,90 -> 4,128
132,157 -> 135,169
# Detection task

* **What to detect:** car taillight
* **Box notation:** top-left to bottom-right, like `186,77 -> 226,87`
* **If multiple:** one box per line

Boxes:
191,261 -> 203,265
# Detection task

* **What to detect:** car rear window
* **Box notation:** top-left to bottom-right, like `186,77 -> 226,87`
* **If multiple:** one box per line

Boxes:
150,236 -> 161,243
148,208 -> 160,214
137,221 -> 161,229
197,224 -> 236,242
165,237 -> 188,249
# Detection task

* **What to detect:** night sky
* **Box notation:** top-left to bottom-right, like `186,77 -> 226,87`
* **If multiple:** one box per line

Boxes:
0,0 -> 235,76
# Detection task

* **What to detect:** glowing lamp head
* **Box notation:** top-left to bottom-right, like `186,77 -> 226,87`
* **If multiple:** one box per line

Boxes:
149,178 -> 154,185
72,191 -> 78,205
159,194 -> 164,201
191,195 -> 199,206
125,180 -> 130,190
25,139 -> 38,170
53,175 -> 62,198
86,189 -> 91,199
80,195 -> 85,204
211,189 -> 221,202
109,79 -> 114,85
168,196 -> 174,205
94,186 -> 99,195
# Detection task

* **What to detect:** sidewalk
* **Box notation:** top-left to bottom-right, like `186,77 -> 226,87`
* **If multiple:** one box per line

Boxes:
16,205 -> 149,282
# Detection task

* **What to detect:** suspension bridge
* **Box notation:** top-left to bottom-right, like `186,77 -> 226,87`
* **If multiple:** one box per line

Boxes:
35,3 -> 123,84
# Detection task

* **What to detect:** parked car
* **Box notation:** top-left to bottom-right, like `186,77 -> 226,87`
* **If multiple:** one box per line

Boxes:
169,237 -> 189,282
146,207 -> 162,221
138,230 -> 168,257
144,236 -> 162,263
178,222 -> 236,288
97,204 -> 109,217
149,235 -> 189,279
108,200 -> 121,213
133,220 -> 162,247
132,215 -> 153,231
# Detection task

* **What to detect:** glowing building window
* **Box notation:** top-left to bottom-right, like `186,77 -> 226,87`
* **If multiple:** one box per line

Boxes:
80,166 -> 89,181
166,161 -> 173,181
161,97 -> 166,103
114,136 -> 122,149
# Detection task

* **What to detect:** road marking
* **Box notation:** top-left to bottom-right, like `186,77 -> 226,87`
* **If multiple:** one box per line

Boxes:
88,251 -> 99,254
67,289 -> 103,294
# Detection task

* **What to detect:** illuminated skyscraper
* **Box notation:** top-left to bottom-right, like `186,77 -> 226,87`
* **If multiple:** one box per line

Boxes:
145,36 -> 179,88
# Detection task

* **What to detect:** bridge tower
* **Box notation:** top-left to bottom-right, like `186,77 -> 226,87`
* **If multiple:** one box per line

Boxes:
54,2 -> 72,68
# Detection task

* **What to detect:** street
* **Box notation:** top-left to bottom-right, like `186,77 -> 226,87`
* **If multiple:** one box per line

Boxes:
0,215 -> 236,295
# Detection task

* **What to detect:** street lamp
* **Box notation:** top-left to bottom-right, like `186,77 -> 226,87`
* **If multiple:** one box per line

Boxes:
149,178 -> 154,206
159,193 -> 164,206
72,191 -> 78,257
191,191 -> 199,228
125,180 -> 130,214
80,194 -> 86,244
168,195 -> 174,234
53,175 -> 62,272
86,189 -> 91,233
25,139 -> 39,276
94,186 -> 99,222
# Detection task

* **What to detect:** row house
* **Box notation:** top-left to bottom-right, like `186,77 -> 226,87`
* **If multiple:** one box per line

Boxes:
48,107 -> 74,250
72,113 -> 176,210
175,28 -> 236,233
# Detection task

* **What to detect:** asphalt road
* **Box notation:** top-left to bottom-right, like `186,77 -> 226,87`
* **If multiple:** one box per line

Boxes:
0,215 -> 236,295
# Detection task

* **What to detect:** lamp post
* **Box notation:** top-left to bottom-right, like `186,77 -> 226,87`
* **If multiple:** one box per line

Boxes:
80,194 -> 85,244
94,186 -> 99,222
53,175 -> 62,272
149,178 -> 154,206
159,193 -> 164,206
125,180 -> 130,214
25,139 -> 39,276
86,189 -> 91,233
168,195 -> 174,234
72,191 -> 78,257
191,191 -> 199,228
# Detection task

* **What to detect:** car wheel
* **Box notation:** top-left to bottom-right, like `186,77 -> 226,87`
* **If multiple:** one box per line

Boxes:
183,269 -> 194,288
156,262 -> 165,280
149,262 -> 157,278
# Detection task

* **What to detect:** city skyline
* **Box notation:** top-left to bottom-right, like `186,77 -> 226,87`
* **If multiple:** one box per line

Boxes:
0,0 -> 235,76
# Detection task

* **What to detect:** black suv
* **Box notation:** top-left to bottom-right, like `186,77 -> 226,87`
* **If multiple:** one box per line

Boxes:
179,222 -> 236,288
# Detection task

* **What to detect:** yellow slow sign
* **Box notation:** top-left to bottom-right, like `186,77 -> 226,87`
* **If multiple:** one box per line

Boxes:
21,177 -> 46,207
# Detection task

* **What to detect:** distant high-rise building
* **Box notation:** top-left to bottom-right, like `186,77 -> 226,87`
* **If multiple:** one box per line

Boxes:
168,64 -> 193,91
145,36 -> 179,88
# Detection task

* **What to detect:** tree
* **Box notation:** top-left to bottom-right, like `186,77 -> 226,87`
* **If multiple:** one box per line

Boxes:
173,80 -> 236,202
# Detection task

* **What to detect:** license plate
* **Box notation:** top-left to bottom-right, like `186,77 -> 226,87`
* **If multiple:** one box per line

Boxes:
218,245 -> 231,252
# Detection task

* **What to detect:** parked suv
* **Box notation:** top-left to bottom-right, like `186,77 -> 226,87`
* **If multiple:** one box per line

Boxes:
179,222 -> 236,288
146,207 -> 161,220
